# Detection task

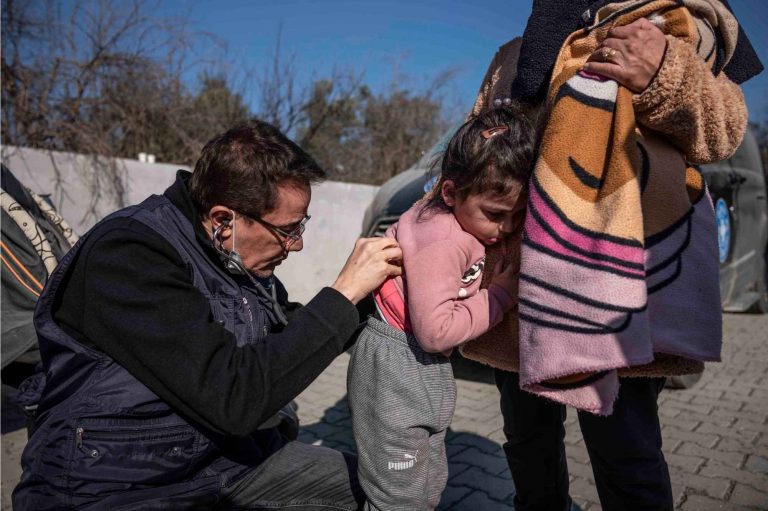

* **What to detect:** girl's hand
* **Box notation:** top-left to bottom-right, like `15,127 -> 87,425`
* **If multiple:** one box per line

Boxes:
490,256 -> 519,297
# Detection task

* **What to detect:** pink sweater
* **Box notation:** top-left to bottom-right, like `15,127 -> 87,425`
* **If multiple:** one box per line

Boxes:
374,204 -> 514,353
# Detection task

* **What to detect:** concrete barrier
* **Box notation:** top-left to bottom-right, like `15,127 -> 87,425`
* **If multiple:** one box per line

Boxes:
2,146 -> 379,303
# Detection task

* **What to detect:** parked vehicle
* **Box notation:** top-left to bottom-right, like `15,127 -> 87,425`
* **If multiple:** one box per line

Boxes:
702,130 -> 768,313
360,128 -> 768,389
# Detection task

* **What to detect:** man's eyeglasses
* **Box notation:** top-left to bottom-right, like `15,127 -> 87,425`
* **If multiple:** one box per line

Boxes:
252,214 -> 311,246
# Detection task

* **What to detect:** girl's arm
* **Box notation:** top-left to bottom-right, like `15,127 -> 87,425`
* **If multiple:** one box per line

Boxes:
404,240 -> 515,353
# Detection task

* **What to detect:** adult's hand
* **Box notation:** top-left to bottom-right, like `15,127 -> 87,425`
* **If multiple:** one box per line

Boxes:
582,17 -> 667,93
331,237 -> 403,304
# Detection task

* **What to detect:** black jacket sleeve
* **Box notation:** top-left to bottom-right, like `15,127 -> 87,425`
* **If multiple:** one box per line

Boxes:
54,218 -> 359,437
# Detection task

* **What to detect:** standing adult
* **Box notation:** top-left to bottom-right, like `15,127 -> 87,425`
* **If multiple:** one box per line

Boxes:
461,1 -> 763,510
13,120 -> 402,510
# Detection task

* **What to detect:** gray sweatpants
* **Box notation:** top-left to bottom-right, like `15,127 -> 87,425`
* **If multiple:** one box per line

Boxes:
347,317 -> 457,511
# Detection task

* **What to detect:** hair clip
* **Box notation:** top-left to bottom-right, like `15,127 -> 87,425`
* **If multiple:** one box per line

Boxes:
481,126 -> 509,139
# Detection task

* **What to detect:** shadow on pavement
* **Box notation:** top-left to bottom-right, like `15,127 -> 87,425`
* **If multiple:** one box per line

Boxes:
298,395 -> 516,510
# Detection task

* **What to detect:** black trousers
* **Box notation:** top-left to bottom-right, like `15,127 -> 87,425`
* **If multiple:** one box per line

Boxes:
494,370 -> 673,511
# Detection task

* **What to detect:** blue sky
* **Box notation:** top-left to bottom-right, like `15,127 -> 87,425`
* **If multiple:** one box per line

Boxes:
161,0 -> 766,122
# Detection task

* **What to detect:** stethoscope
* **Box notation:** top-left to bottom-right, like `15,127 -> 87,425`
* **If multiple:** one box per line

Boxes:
212,218 -> 289,326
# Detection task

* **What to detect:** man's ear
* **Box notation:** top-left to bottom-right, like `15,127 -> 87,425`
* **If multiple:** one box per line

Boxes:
441,180 -> 457,207
209,205 -> 234,233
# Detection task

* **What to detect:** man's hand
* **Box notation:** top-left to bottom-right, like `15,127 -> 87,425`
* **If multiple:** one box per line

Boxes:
582,18 -> 668,93
332,237 -> 403,304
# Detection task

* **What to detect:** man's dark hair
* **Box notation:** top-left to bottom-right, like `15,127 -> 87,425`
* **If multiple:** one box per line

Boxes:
190,119 -> 325,218
423,104 -> 538,213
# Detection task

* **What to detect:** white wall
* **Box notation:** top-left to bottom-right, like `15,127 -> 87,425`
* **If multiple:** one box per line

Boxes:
2,146 -> 180,234
2,146 -> 379,304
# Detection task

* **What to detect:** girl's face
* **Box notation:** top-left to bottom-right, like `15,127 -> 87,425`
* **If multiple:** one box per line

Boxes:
441,179 -> 526,245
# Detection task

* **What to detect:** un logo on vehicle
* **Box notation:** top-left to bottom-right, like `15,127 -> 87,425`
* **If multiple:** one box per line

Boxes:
715,198 -> 730,264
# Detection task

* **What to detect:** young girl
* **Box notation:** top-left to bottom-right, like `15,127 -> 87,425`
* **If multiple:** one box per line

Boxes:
347,106 -> 537,511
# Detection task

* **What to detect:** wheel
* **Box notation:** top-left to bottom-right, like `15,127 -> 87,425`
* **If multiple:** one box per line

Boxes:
748,245 -> 768,314
665,372 -> 703,390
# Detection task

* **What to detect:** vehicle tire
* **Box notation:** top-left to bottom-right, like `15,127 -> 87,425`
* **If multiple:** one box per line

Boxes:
749,246 -> 768,314
665,372 -> 703,390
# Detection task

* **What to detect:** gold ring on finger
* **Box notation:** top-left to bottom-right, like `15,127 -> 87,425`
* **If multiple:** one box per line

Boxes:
602,47 -> 617,61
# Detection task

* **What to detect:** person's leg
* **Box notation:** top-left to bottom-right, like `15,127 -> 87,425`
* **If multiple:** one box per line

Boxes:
577,377 -> 673,511
425,368 -> 457,510
348,319 -> 451,511
216,441 -> 364,511
494,368 -> 572,511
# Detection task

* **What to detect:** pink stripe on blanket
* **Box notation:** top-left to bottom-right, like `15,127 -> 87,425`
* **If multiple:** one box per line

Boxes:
520,243 -> 647,309
526,191 -> 645,276
527,185 -> 645,266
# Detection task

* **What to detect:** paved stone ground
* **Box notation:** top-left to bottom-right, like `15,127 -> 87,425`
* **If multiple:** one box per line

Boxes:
2,312 -> 767,509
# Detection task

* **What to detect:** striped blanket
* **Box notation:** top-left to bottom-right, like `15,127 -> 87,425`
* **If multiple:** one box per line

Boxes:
518,0 -> 737,415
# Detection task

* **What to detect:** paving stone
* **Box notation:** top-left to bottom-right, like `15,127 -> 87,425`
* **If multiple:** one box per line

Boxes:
664,400 -> 716,415
659,405 -> 683,419
716,436 -> 761,454
671,481 -> 686,508
698,460 -> 768,494
733,418 -> 768,434
450,447 -> 509,476
675,472 -> 733,499
665,452 -> 706,472
437,485 -> 473,510
299,421 -> 350,445
453,417 -> 505,436
487,427 -> 507,445
690,388 -> 726,401
680,494 -> 751,510
1,429 -> 25,511
565,442 -> 592,465
447,462 -> 472,481
569,476 -> 600,505
744,454 -> 768,475
446,442 -> 470,458
695,423 -> 760,444
710,408 -> 768,426
662,425 -> 720,448
676,441 -> 746,468
665,410 -> 736,429
729,482 -> 768,509
445,489 -> 512,510
448,432 -> 505,455
663,412 -> 701,432
661,390 -> 695,405
448,466 -> 515,502
568,460 -> 595,481
319,407 -> 351,424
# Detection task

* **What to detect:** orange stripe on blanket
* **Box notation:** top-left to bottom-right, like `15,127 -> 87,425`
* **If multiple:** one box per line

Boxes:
1,239 -> 44,291
1,254 -> 41,297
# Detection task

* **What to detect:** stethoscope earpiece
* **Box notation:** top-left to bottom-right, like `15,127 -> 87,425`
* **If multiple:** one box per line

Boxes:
210,213 -> 288,325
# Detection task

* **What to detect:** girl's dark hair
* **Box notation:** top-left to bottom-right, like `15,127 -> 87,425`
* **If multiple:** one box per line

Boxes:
422,104 -> 537,213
